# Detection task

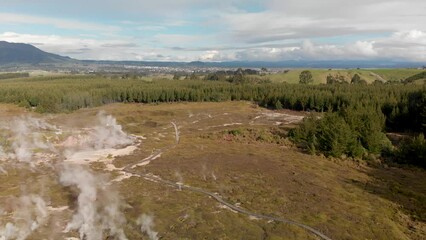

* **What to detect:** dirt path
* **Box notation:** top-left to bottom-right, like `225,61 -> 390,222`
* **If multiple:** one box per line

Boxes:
171,122 -> 180,143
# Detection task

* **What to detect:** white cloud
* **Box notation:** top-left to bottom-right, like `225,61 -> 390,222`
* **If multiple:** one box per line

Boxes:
0,13 -> 120,33
0,32 -> 200,61
0,0 -> 246,19
390,30 -> 426,44
350,41 -> 378,57
199,50 -> 219,61
1,30 -> 425,62
152,34 -> 208,47
0,0 -> 424,62
209,30 -> 425,62
217,0 -> 426,45
373,30 -> 426,60
198,50 -> 238,61
0,32 -> 139,60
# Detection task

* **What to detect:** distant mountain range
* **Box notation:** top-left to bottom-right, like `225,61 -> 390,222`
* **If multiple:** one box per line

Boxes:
0,41 -> 72,65
0,41 -> 424,69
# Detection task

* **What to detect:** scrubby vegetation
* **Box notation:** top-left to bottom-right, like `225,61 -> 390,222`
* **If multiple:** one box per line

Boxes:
403,71 -> 426,83
0,72 -> 29,80
299,70 -> 313,84
396,134 -> 426,168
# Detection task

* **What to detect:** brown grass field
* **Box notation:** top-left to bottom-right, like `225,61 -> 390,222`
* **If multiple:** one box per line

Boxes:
0,102 -> 425,240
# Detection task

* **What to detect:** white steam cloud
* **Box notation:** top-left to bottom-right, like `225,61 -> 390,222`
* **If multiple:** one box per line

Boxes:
8,117 -> 57,165
0,112 -> 143,239
59,164 -> 128,240
62,111 -> 134,152
91,111 -> 134,149
63,111 -> 136,164
0,146 -> 6,174
137,214 -> 158,240
0,166 -> 7,175
0,194 -> 48,240
0,146 -> 5,159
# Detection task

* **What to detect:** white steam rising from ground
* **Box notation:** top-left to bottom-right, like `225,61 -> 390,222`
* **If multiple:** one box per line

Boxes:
0,146 -> 5,159
62,111 -> 134,150
92,111 -> 134,149
63,111 -> 137,165
0,146 -> 6,174
0,112 -> 145,240
8,116 -> 58,165
0,194 -> 48,240
137,214 -> 158,240
59,164 -> 128,240
0,166 -> 7,175
0,145 -> 6,174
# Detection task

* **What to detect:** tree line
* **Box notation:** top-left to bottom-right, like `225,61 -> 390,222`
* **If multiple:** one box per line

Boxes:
0,74 -> 424,166
289,89 -> 425,168
0,72 -> 29,80
0,75 -> 421,120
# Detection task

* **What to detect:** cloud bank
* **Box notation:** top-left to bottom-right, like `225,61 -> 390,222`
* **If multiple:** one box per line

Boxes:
0,0 -> 424,61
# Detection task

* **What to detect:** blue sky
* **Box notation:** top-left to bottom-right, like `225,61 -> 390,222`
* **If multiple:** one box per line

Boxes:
0,0 -> 425,61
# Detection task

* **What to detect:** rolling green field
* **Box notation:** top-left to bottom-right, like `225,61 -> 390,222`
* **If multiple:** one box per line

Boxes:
267,68 -> 425,84
1,68 -> 425,85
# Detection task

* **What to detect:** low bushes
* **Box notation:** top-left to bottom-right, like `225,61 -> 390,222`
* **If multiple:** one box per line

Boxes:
396,134 -> 426,169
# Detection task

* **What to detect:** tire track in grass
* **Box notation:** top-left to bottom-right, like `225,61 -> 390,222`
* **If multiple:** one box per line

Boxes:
124,121 -> 332,240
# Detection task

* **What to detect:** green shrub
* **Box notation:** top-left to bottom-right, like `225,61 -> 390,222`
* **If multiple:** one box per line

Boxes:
290,107 -> 392,159
316,113 -> 360,157
299,70 -> 313,84
403,71 -> 426,83
397,134 -> 426,169
228,129 -> 242,136
290,113 -> 363,157
342,107 -> 392,154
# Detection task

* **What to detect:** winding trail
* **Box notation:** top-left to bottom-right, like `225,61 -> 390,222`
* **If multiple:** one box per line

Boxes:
123,122 -> 332,240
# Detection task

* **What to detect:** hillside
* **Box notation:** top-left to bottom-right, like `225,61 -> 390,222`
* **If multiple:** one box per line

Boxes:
0,41 -> 73,65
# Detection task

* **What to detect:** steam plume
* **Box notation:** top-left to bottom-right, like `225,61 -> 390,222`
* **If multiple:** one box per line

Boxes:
137,214 -> 158,240
0,146 -> 5,159
0,194 -> 48,240
91,111 -> 134,149
9,117 -> 56,164
1,112 -> 139,239
0,165 -> 6,175
59,164 -> 127,240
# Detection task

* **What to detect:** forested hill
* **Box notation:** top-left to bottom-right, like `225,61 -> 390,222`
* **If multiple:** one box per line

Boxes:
0,41 -> 73,64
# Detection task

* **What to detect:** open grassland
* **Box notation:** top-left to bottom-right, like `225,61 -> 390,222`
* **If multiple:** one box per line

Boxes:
268,68 -> 425,84
1,68 -> 424,84
1,102 -> 424,239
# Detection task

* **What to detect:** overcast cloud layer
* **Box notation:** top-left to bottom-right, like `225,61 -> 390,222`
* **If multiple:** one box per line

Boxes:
0,0 -> 425,62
